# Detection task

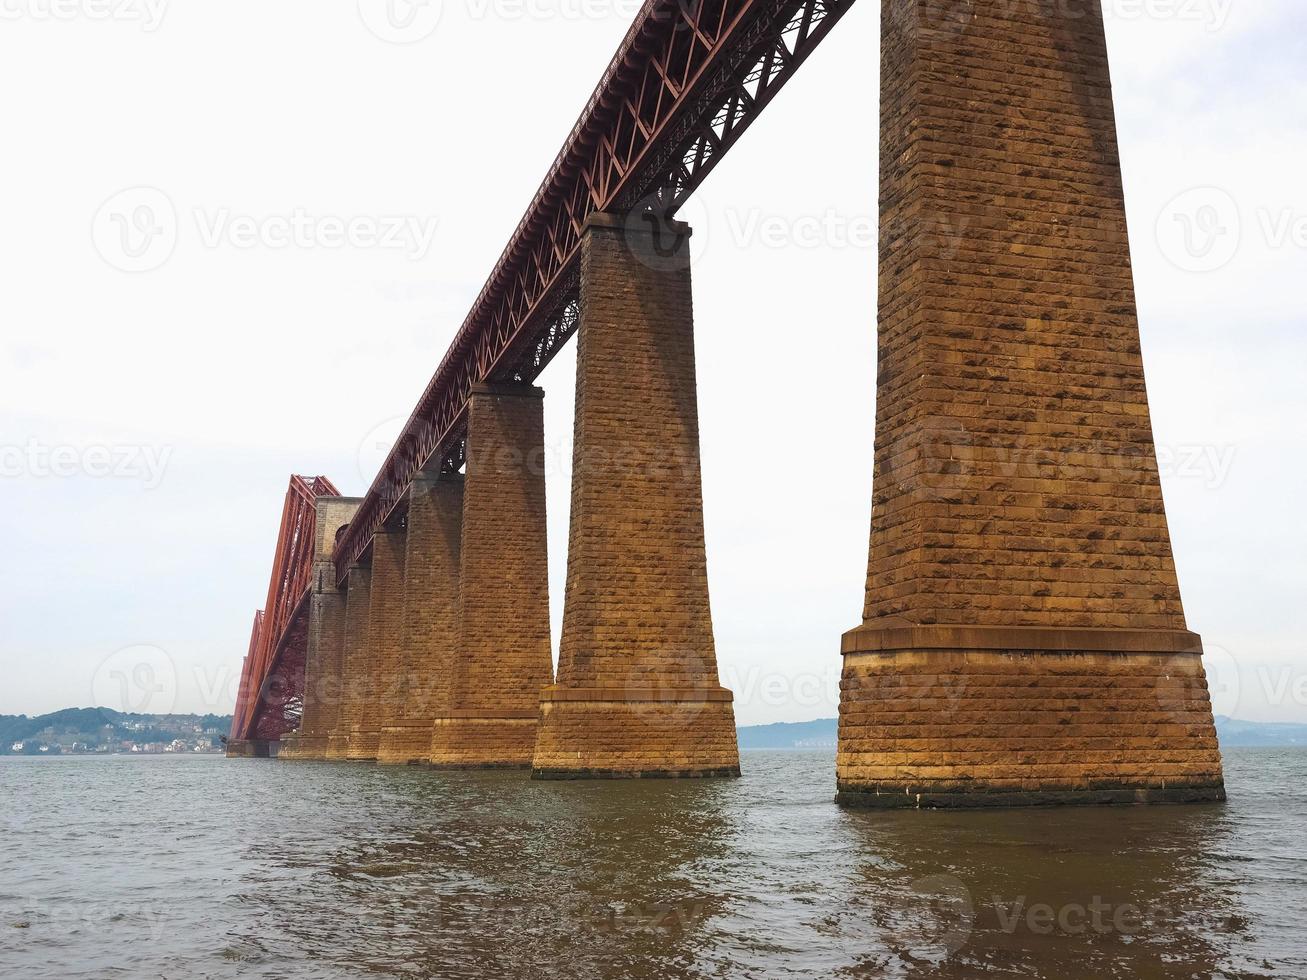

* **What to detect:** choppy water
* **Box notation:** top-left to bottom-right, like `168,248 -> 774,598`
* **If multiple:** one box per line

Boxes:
2,748 -> 1304,979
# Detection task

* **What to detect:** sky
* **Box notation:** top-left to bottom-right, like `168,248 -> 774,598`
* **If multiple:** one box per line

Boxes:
0,0 -> 1303,727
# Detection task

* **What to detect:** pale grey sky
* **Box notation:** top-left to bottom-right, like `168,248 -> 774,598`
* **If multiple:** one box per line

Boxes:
0,0 -> 1302,726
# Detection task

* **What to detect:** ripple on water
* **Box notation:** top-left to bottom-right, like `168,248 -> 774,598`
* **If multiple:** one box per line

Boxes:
0,749 -> 1304,979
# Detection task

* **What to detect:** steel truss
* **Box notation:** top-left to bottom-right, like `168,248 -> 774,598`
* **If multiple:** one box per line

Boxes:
230,475 -> 339,743
333,0 -> 856,583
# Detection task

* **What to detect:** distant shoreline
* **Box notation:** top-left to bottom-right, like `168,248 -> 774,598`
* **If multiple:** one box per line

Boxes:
736,716 -> 1307,751
6,710 -> 1305,756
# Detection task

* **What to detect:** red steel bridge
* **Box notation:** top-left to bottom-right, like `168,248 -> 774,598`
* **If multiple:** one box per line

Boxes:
230,0 -> 856,746
230,475 -> 339,747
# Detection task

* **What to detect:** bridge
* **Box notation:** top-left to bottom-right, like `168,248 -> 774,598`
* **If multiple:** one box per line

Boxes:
228,475 -> 339,755
229,0 -> 1227,806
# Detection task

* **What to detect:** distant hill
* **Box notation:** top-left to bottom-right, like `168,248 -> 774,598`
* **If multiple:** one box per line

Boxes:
737,719 -> 838,750
1213,716 -> 1307,747
738,716 -> 1307,750
0,708 -> 232,755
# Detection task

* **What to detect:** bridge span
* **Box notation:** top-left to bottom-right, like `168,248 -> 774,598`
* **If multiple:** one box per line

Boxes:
231,0 -> 1226,807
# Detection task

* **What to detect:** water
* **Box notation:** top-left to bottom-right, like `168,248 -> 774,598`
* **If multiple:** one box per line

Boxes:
2,749 -> 1304,979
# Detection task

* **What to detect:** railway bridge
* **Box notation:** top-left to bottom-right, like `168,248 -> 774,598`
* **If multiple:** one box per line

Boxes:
228,0 -> 1226,806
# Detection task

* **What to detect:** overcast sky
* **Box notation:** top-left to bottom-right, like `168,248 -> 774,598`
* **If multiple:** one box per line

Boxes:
1,0 -> 1302,726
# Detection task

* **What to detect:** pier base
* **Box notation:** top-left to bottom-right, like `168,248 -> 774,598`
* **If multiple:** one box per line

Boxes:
836,627 -> 1226,809
533,688 -> 740,779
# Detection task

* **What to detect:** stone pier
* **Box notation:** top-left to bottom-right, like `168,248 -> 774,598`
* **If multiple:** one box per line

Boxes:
377,474 -> 464,765
226,739 -> 272,758
326,563 -> 372,760
532,212 -> 740,779
349,525 -> 407,761
428,384 -> 554,768
836,0 -> 1225,807
281,496 -> 359,761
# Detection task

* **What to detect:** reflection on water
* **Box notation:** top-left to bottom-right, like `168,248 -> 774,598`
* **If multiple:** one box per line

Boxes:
835,800 -> 1252,977
1,749 -> 1303,978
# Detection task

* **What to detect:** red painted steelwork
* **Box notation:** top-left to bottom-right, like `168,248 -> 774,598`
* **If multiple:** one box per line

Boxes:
230,610 -> 264,742
230,476 -> 339,743
332,0 -> 857,584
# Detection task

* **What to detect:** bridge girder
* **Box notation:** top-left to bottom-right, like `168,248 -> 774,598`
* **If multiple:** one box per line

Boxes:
332,0 -> 857,584
230,475 -> 339,744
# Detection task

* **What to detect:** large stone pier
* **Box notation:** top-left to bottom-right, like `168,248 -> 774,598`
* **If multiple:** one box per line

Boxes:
428,384 -> 555,768
532,213 -> 740,779
377,474 -> 464,765
836,0 -> 1225,807
280,496 -> 360,761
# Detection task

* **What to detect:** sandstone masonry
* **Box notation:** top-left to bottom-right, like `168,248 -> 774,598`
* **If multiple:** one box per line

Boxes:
532,212 -> 740,779
428,385 -> 554,768
837,0 -> 1225,807
377,474 -> 464,765
280,496 -> 359,762
330,563 -> 373,761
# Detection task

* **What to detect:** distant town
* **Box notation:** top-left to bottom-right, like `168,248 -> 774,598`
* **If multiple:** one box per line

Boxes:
4,709 -> 1305,757
0,707 -> 233,756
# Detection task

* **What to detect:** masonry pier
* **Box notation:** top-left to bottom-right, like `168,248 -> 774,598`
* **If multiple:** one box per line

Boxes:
377,474 -> 464,765
532,213 -> 740,779
835,0 -> 1225,808
280,496 -> 360,761
427,384 -> 555,768
328,564 -> 373,760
